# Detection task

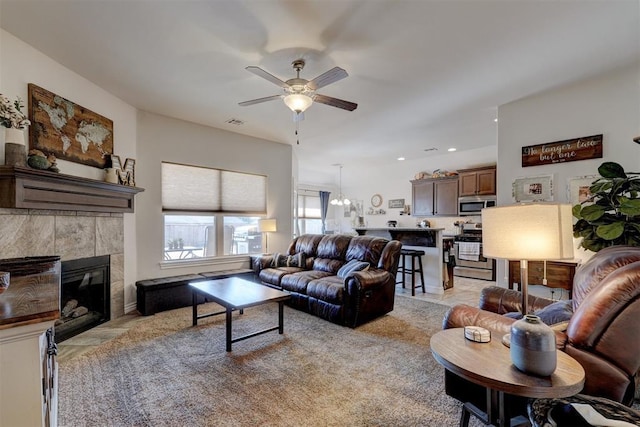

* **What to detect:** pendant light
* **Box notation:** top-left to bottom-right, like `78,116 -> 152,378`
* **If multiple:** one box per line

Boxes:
330,165 -> 351,206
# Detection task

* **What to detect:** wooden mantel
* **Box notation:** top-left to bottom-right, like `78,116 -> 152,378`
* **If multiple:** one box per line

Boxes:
0,166 -> 144,213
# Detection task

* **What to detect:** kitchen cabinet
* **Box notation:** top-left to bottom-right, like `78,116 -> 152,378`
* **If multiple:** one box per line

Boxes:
508,260 -> 579,299
411,177 -> 458,216
458,165 -> 496,196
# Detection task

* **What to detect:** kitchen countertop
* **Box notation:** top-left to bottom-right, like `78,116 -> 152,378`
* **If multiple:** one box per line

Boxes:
354,227 -> 445,231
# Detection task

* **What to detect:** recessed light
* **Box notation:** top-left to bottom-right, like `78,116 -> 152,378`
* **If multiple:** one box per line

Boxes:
494,118 -> 498,123
397,157 -> 405,161
448,148 -> 457,152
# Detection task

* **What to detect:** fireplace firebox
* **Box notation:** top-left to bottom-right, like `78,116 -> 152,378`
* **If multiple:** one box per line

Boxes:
55,255 -> 110,343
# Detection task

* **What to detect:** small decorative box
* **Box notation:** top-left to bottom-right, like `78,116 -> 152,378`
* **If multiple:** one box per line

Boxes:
464,326 -> 491,343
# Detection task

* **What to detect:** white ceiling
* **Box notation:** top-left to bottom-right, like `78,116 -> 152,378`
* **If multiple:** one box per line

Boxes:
1,0 -> 638,185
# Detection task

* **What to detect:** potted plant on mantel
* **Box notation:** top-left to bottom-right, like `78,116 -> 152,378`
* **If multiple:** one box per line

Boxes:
572,161 -> 640,252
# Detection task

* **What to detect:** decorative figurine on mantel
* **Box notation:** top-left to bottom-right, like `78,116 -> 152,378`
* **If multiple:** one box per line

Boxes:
27,149 -> 59,172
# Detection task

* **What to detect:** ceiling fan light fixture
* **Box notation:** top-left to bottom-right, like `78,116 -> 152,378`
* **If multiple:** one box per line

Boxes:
284,93 -> 313,113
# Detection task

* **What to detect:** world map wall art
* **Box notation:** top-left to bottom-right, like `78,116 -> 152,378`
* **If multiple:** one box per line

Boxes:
28,83 -> 113,168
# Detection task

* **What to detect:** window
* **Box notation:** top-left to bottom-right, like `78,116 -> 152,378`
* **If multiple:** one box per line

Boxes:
161,162 -> 267,260
297,193 -> 323,235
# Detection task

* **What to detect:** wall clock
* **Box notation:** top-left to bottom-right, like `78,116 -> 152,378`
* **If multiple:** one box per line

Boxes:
371,194 -> 383,208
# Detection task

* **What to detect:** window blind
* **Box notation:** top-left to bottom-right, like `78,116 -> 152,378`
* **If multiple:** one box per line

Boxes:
298,194 -> 321,218
162,162 -> 266,214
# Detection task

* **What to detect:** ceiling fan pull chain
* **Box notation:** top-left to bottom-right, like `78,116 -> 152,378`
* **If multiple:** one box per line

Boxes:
295,121 -> 300,145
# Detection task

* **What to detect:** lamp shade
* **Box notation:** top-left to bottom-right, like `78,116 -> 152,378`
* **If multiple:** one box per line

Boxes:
258,219 -> 277,233
283,94 -> 313,113
482,203 -> 574,261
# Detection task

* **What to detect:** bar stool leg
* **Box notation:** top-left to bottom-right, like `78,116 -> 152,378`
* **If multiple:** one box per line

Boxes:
411,254 -> 416,296
417,253 -> 425,293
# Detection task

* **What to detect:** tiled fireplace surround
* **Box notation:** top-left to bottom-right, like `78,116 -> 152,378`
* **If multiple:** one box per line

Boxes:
0,208 -> 125,320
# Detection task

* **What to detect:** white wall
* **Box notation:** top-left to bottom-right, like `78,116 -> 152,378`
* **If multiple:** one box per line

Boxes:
135,111 -> 292,280
495,61 -> 640,285
0,29 -> 140,310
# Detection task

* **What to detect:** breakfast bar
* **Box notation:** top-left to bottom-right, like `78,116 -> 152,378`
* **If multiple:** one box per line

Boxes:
354,227 -> 449,294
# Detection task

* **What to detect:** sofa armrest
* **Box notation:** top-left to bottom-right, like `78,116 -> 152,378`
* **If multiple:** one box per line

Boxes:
345,269 -> 393,291
251,254 -> 274,274
479,286 -> 555,314
443,304 -> 569,348
442,304 -> 515,336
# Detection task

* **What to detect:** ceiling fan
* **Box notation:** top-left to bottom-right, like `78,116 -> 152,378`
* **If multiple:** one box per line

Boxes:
239,59 -> 358,122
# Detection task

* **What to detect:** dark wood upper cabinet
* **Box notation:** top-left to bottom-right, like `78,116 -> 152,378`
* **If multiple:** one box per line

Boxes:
411,176 -> 458,216
458,166 -> 496,196
0,166 -> 144,213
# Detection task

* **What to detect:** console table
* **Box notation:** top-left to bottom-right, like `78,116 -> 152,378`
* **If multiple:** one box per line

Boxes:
431,328 -> 585,426
508,260 -> 579,299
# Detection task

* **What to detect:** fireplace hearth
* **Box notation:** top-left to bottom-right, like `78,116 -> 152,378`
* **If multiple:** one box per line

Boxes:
55,255 -> 110,343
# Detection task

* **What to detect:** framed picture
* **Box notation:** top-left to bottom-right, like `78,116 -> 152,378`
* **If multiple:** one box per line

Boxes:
512,175 -> 554,202
388,198 -> 405,209
28,83 -> 114,168
568,175 -> 597,207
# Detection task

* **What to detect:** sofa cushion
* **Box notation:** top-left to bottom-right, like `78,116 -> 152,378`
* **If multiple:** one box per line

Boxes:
337,260 -> 370,278
259,267 -> 304,287
313,234 -> 352,273
281,270 -> 333,294
307,276 -> 344,304
271,252 -> 306,268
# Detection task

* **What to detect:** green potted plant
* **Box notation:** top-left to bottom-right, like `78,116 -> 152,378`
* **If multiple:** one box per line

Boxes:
572,161 -> 640,252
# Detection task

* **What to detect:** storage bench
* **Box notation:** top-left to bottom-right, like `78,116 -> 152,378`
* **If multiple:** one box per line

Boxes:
136,269 -> 256,315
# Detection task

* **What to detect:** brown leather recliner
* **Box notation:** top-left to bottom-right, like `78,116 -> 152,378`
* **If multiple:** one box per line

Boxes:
443,245 -> 640,406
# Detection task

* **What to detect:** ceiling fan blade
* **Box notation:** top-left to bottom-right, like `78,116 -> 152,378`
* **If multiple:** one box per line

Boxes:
313,94 -> 358,111
238,95 -> 282,106
246,66 -> 289,89
307,67 -> 348,90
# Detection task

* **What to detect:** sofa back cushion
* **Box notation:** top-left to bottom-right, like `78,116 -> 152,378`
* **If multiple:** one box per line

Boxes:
345,236 -> 389,268
572,246 -> 640,310
287,234 -> 325,268
313,234 -> 353,273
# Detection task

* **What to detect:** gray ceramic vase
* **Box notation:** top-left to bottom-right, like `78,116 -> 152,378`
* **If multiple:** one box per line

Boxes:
510,314 -> 557,377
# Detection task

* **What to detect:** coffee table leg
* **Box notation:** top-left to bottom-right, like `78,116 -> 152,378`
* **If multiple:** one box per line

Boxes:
192,290 -> 198,326
226,307 -> 233,352
278,301 -> 284,334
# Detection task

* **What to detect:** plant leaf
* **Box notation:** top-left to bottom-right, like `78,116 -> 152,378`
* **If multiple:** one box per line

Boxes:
598,162 -> 627,179
572,204 -> 583,219
580,204 -> 606,221
620,199 -> 640,216
595,222 -> 625,240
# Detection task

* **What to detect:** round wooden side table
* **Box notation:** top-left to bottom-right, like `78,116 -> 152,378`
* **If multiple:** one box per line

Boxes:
431,328 -> 585,427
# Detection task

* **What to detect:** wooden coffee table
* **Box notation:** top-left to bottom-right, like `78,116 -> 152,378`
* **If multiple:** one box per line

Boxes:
431,328 -> 585,427
189,277 -> 291,352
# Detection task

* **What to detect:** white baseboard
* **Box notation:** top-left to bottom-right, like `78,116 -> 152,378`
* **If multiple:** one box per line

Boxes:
124,302 -> 137,314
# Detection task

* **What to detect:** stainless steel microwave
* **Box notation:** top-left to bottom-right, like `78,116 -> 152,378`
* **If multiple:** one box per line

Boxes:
458,195 -> 497,216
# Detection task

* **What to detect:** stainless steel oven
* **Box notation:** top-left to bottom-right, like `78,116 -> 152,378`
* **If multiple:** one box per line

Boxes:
453,223 -> 496,281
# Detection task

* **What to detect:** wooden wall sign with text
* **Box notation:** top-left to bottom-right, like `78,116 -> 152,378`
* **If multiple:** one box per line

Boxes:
521,134 -> 603,167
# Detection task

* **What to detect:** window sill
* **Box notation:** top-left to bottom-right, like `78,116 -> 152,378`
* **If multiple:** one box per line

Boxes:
159,255 -> 251,270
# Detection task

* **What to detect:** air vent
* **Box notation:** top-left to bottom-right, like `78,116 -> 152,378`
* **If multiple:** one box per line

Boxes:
225,118 -> 244,125
424,147 -> 439,152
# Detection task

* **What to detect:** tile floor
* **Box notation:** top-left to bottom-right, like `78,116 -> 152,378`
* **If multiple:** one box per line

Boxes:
58,274 -> 553,362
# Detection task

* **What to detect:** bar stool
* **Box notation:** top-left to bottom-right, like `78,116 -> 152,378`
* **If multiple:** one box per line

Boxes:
397,248 -> 425,296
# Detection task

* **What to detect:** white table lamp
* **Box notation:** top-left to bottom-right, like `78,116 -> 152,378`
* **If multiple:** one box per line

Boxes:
258,219 -> 277,254
482,203 -> 574,314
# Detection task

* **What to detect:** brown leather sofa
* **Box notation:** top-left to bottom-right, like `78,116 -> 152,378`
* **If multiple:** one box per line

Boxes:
443,245 -> 640,406
252,234 -> 402,327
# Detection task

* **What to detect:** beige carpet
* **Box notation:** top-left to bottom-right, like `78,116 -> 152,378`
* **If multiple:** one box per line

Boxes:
58,296 -> 484,426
